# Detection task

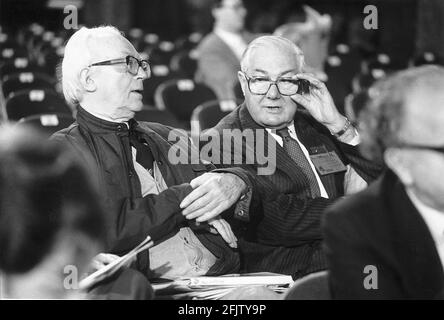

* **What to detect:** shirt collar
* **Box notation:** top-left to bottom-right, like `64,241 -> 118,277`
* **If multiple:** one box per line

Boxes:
267,121 -> 296,136
76,106 -> 136,134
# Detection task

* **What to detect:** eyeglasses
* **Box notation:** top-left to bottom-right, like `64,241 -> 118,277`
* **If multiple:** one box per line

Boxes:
397,143 -> 444,155
88,55 -> 150,75
241,72 -> 310,96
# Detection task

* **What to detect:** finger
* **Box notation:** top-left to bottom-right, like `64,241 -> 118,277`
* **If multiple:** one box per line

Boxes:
219,219 -> 238,244
195,203 -> 227,222
102,253 -> 119,264
291,94 -> 311,108
182,193 -> 212,216
218,219 -> 238,246
211,220 -> 236,248
180,184 -> 209,209
91,259 -> 105,271
294,73 -> 324,88
189,173 -> 211,189
184,198 -> 219,220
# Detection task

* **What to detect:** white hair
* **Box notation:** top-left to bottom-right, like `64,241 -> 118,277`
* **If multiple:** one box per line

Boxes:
61,26 -> 124,106
240,35 -> 305,73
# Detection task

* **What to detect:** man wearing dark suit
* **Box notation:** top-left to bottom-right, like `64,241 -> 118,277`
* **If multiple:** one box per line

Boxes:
195,0 -> 256,101
181,35 -> 382,279
324,65 -> 444,299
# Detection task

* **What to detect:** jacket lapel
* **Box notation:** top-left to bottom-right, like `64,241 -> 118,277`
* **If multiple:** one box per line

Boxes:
293,114 -> 340,198
385,171 -> 444,298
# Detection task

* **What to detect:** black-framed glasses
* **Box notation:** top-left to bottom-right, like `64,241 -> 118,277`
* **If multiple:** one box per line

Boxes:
88,55 -> 150,75
397,143 -> 444,154
241,72 -> 310,96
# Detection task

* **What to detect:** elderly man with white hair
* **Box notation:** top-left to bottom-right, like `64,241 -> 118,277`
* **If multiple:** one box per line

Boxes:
188,35 -> 382,279
52,26 -> 252,281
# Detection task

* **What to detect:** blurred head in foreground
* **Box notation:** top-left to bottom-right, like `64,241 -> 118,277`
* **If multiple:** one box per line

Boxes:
0,126 -> 105,299
359,65 -> 444,211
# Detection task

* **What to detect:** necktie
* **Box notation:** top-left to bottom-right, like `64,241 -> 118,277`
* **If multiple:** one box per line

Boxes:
128,130 -> 154,172
276,127 -> 321,197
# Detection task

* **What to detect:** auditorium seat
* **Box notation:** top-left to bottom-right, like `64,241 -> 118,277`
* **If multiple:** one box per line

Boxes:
412,51 -> 443,66
155,79 -> 217,126
2,72 -> 56,97
190,99 -> 236,132
5,89 -> 72,121
149,41 -> 177,66
142,65 -> 182,106
15,113 -> 75,137
170,49 -> 198,79
324,44 -> 361,114
284,271 -> 330,300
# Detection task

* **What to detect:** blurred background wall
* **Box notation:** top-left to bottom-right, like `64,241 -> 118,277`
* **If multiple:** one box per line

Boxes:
0,0 -> 442,65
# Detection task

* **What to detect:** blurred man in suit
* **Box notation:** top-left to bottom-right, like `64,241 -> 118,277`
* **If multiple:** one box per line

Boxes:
53,26 -> 251,281
324,65 -> 444,299
195,0 -> 256,101
182,35 -> 382,279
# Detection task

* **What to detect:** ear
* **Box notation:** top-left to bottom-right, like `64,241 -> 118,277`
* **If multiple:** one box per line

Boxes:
237,71 -> 247,96
79,68 -> 97,92
384,148 -> 414,186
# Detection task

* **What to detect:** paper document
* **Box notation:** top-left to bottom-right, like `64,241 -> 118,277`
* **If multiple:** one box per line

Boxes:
152,272 -> 294,300
79,235 -> 153,290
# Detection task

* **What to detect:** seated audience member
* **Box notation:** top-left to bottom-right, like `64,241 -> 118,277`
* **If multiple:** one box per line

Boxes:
0,126 -> 105,299
182,36 -> 382,279
195,0 -> 256,101
53,26 -> 250,280
274,5 -> 331,81
323,65 -> 444,299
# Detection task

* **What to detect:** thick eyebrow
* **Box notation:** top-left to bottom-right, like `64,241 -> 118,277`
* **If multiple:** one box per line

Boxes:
251,68 -> 297,77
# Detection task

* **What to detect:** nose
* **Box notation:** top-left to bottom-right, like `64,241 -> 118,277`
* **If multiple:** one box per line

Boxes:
137,65 -> 150,80
266,82 -> 280,100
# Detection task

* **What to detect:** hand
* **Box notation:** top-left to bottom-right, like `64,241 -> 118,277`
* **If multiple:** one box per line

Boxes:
180,172 -> 247,222
291,73 -> 347,133
208,218 -> 238,248
90,253 -> 120,272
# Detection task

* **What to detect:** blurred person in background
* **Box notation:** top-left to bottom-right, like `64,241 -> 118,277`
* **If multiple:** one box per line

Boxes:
274,5 -> 332,82
195,0 -> 257,101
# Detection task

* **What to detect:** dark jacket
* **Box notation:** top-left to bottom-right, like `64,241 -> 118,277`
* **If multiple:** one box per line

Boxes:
203,103 -> 383,278
52,106 -> 240,275
323,170 -> 444,299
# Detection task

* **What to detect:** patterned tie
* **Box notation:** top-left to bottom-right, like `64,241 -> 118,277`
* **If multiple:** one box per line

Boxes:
276,127 -> 321,197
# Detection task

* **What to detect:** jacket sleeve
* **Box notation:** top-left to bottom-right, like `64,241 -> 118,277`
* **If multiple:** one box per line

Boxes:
108,183 -> 193,253
210,159 -> 336,246
334,140 -> 384,183
323,203 -> 404,299
51,131 -> 193,253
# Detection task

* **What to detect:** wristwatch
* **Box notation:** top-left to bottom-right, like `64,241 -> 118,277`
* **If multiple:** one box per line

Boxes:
332,117 -> 352,138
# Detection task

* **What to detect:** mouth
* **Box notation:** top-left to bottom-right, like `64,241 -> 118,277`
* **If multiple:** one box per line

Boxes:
132,89 -> 143,96
264,106 -> 282,113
